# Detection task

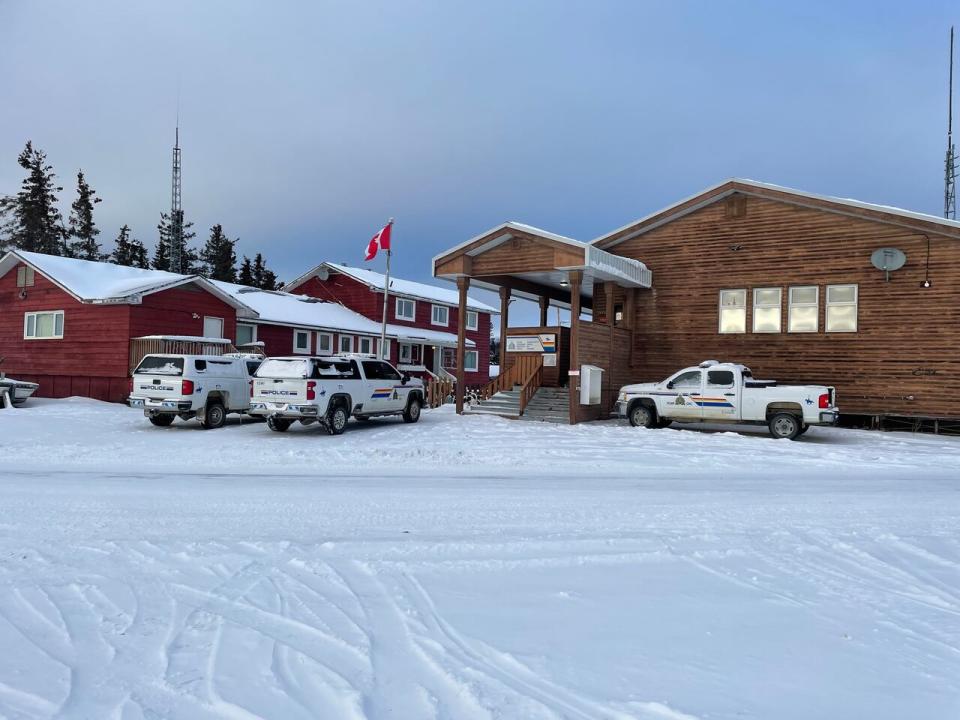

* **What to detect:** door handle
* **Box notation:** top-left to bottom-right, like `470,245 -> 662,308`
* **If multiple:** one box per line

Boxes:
724,393 -> 735,397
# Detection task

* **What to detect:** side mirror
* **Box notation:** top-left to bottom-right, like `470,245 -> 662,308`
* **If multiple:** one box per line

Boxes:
401,373 -> 410,385
666,381 -> 674,389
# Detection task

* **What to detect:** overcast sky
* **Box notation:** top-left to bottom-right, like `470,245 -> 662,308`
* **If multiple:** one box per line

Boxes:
1,1 -> 956,318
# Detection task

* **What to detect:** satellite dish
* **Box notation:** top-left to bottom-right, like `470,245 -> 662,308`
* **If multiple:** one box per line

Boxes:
315,268 -> 330,281
870,247 -> 906,281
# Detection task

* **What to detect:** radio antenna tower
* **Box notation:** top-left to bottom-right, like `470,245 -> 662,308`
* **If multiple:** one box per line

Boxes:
170,125 -> 184,273
946,26 -> 957,220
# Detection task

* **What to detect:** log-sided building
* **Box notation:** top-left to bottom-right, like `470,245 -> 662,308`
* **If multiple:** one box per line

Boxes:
434,179 -> 960,427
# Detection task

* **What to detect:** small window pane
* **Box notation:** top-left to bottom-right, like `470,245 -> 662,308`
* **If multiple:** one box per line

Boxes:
720,308 -> 746,333
236,324 -> 254,345
26,315 -> 36,337
295,331 -> 309,350
754,288 -> 780,305
195,360 -> 207,371
753,306 -> 780,333
466,311 -> 478,329
827,285 -> 856,303
789,306 -> 818,333
827,305 -> 857,332
672,370 -> 702,388
36,313 -> 56,337
464,351 -> 478,371
720,290 -> 745,307
339,335 -> 353,353
790,287 -> 817,304
707,370 -> 734,387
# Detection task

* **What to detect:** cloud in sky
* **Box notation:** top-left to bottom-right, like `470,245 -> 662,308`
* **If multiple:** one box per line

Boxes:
1,0 -> 956,319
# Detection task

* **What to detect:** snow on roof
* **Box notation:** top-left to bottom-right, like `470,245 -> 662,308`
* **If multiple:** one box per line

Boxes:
431,221 -> 585,272
210,280 -> 473,347
287,262 -> 498,313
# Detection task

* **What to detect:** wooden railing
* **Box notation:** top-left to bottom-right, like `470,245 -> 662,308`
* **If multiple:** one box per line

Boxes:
473,354 -> 543,402
518,360 -> 544,415
425,377 -> 454,408
128,336 -> 238,374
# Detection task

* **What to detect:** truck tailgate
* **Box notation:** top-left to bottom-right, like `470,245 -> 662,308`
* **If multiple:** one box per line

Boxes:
253,378 -> 307,403
132,374 -> 186,400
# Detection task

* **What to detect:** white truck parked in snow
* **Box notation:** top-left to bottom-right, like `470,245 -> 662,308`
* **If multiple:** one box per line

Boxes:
616,360 -> 839,439
129,353 -> 263,429
249,355 -> 425,434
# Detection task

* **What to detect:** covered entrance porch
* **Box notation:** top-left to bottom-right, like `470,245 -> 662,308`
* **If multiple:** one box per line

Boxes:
433,222 -> 652,424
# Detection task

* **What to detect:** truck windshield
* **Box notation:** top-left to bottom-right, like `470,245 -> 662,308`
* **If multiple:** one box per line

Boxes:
256,359 -> 310,379
135,356 -> 185,376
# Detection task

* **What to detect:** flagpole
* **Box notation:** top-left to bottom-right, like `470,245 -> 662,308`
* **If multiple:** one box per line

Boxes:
379,219 -> 393,360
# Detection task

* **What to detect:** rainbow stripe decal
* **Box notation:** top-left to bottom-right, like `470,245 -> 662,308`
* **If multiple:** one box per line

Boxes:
371,388 -> 395,399
689,395 -> 734,408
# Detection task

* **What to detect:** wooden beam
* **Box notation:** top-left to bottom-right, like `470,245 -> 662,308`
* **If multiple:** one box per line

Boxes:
474,274 -> 593,310
499,286 -> 511,368
567,270 -> 582,425
538,295 -> 549,326
624,287 -> 637,367
455,277 -> 469,414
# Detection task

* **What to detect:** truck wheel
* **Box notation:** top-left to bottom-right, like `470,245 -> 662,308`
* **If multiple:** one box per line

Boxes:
149,414 -> 175,427
402,397 -> 421,423
267,416 -> 292,432
768,412 -> 801,440
327,405 -> 348,435
797,424 -> 810,436
628,402 -> 657,429
200,402 -> 226,430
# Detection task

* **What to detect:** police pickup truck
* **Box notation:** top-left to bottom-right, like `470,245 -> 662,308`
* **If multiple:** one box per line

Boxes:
616,360 -> 838,439
249,355 -> 425,434
129,353 -> 263,429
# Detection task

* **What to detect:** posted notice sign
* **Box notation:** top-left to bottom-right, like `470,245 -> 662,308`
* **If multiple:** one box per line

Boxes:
506,333 -> 557,353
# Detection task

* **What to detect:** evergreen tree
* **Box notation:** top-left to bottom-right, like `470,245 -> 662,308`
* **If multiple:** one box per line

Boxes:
130,237 -> 150,269
0,142 -> 66,255
251,252 -> 280,290
200,224 -> 238,282
238,255 -> 254,286
67,170 -> 104,260
111,224 -> 149,268
152,210 -> 199,273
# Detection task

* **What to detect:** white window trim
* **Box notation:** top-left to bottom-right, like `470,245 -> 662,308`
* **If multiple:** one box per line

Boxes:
718,289 -> 747,334
236,323 -> 258,345
203,315 -> 225,339
316,331 -> 333,355
431,304 -> 449,327
23,310 -> 64,340
752,287 -> 782,334
358,336 -> 375,355
464,349 -> 479,372
379,338 -> 391,360
399,342 -> 413,364
788,285 -> 819,333
339,334 -> 353,353
293,329 -> 311,354
465,310 -> 478,331
395,297 -> 416,321
826,284 -> 858,333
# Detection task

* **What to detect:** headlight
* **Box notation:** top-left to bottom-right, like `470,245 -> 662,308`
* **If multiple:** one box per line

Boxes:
618,392 -> 627,402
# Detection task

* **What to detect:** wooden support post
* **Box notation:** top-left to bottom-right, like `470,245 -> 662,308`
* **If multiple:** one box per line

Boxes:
625,288 -> 637,367
567,271 -> 582,425
499,286 -> 511,369
539,295 -> 549,327
455,277 -> 470,414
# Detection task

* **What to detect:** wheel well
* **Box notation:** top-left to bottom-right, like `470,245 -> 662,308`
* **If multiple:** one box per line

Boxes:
328,393 -> 352,413
206,391 -> 225,406
766,402 -> 802,419
628,398 -> 656,417
408,390 -> 424,406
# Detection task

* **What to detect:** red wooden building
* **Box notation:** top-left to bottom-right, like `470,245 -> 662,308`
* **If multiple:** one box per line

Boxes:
283,262 -> 497,383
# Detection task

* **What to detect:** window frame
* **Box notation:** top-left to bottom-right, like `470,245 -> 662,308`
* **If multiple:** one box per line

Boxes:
292,329 -> 312,354
464,349 -> 479,372
339,334 -> 353,354
17,266 -> 35,288
431,304 -> 449,327
788,285 -> 819,333
752,287 -> 782,334
379,338 -> 391,360
235,323 -> 257,346
358,336 -> 375,355
395,297 -> 416,321
316,332 -> 333,355
465,310 -> 479,331
202,316 -> 225,339
718,289 -> 747,334
398,342 -> 414,364
23,310 -> 65,340
706,369 -> 735,388
825,284 -> 858,333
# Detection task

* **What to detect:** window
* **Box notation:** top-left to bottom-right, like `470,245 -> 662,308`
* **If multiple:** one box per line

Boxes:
395,298 -> 415,321
431,304 -> 449,326
442,347 -> 456,368
670,370 -> 702,389
245,360 -> 262,375
293,329 -> 311,354
752,288 -> 782,333
236,323 -> 256,346
358,336 -> 374,355
316,332 -> 333,355
613,304 -> 624,325
23,310 -> 64,339
379,338 -> 391,360
16,266 -> 35,288
203,316 -> 224,339
134,355 -> 184,375
466,310 -> 478,331
718,290 -> 746,334
464,350 -> 478,372
707,370 -> 735,388
399,342 -> 413,364
826,284 -> 858,332
788,286 -> 819,333
362,360 -> 402,381
194,359 -> 208,372
339,335 -> 353,353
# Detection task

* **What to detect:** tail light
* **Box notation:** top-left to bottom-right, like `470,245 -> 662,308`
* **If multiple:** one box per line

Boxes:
128,378 -> 133,395
818,392 -> 830,409
182,379 -> 195,395
307,381 -> 317,401
249,380 -> 254,398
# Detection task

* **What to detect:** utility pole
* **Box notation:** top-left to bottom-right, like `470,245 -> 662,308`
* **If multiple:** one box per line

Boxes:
946,27 -> 956,220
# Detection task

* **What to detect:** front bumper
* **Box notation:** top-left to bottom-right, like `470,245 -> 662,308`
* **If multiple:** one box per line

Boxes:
615,400 -> 628,418
249,401 -> 320,419
129,396 -> 193,412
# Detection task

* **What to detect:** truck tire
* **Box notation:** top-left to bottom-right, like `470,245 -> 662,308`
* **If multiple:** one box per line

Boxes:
768,412 -> 801,440
200,401 -> 226,430
797,424 -> 810,436
657,418 -> 673,429
149,414 -> 175,427
327,404 -> 348,435
628,402 -> 657,429
402,397 -> 421,423
267,416 -> 292,432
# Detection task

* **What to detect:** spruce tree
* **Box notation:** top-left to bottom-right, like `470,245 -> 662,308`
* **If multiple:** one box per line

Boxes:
238,255 -> 254,286
111,224 -> 149,268
200,224 -> 238,282
153,210 -> 199,273
130,237 -> 150,269
251,252 -> 280,290
67,170 -> 104,260
0,142 -> 66,255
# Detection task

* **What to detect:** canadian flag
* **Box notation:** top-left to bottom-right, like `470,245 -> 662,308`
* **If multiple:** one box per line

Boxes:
364,221 -> 393,261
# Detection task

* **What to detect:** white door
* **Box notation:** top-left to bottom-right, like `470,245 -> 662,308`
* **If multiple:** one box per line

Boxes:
662,369 -> 703,420
699,368 -> 738,421
203,316 -> 224,338
362,360 -> 406,413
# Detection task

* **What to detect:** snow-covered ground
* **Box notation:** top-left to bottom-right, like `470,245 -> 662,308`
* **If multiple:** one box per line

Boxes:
0,399 -> 958,719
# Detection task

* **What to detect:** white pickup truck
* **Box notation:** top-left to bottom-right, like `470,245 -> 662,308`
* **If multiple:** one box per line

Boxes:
616,360 -> 838,439
129,353 -> 263,429
249,355 -> 425,434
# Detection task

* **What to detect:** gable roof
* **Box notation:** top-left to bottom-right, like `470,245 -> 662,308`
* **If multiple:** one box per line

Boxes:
284,261 -> 499,314
592,178 -> 960,249
0,250 -> 257,315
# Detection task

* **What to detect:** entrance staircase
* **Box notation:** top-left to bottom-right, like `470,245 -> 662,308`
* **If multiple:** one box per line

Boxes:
468,385 -> 570,423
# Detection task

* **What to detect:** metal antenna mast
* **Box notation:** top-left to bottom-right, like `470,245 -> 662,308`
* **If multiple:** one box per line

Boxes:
170,125 -> 184,273
946,26 -> 956,220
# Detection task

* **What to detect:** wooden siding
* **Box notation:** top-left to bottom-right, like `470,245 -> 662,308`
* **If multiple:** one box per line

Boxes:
503,326 -> 570,387
607,194 -> 960,418
575,322 -> 632,422
130,283 -> 238,342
